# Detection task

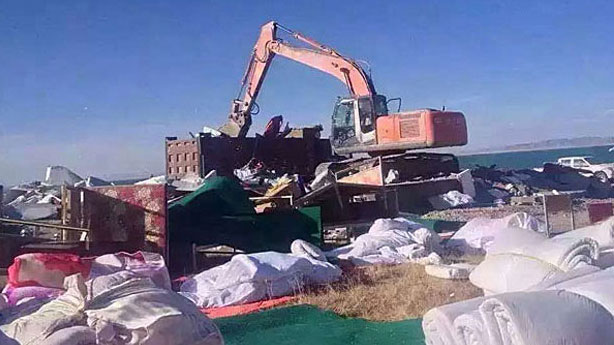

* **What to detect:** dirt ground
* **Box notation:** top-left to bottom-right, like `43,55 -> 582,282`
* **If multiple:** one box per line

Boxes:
296,263 -> 482,321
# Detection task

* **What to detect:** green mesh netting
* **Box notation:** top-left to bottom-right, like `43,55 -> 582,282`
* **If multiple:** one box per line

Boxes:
215,305 -> 425,345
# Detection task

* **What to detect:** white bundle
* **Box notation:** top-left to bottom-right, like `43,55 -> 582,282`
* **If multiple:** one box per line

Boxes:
180,252 -> 341,308
0,275 -> 86,345
327,217 -> 442,266
544,266 -> 614,315
422,297 -> 486,345
470,290 -> 614,345
446,213 -> 542,255
556,217 -> 614,249
424,290 -> 614,345
470,226 -> 599,294
489,232 -> 598,272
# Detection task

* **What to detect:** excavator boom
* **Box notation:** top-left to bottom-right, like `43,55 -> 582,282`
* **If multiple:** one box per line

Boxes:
218,21 -> 375,137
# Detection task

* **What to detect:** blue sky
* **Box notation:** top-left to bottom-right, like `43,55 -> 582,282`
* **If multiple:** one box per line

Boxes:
2,1 -> 614,185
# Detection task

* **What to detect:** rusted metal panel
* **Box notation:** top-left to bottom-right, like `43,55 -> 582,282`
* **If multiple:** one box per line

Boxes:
197,136 -> 333,177
333,153 -> 459,187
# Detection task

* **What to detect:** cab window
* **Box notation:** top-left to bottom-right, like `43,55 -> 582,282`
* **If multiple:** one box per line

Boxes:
332,101 -> 355,128
358,98 -> 374,133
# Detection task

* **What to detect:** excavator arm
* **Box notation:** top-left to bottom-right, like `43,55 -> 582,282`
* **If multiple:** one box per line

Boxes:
218,21 -> 377,137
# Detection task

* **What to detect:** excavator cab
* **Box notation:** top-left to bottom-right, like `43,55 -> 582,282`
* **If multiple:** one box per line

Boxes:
331,95 -> 388,150
332,93 -> 468,156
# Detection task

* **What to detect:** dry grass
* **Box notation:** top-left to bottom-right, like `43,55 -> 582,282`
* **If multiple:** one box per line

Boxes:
296,263 -> 482,321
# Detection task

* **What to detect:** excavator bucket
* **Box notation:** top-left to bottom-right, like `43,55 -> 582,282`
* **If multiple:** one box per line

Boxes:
218,100 -> 252,137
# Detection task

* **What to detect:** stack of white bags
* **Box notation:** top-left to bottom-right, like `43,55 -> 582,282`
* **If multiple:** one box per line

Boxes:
180,217 -> 450,308
423,216 -> 614,345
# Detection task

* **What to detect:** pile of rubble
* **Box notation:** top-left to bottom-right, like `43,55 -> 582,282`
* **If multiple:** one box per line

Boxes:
2,166 -> 111,221
471,163 -> 613,204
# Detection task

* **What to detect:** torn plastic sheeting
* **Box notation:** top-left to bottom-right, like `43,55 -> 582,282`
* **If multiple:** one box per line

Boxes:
172,174 -> 206,192
326,218 -> 442,266
36,194 -> 61,204
11,203 -> 57,221
202,126 -> 222,137
73,176 -> 111,188
428,190 -> 474,210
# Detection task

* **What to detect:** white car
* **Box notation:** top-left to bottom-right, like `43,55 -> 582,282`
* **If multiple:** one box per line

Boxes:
557,156 -> 614,183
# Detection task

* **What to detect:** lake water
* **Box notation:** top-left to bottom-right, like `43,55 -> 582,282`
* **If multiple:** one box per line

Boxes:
458,145 -> 614,170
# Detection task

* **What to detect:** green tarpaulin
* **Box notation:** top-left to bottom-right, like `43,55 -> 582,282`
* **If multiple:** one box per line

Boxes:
169,176 -> 256,219
215,305 -> 425,345
168,177 -> 322,274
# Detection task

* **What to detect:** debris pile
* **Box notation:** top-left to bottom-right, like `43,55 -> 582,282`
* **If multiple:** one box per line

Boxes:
2,166 -> 110,221
471,163 -> 613,203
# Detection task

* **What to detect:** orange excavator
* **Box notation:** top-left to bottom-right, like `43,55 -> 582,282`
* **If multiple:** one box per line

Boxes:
219,21 -> 468,156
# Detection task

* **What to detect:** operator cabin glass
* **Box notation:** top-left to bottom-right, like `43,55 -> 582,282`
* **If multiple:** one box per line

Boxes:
331,99 -> 358,147
373,94 -> 389,117
358,97 -> 375,133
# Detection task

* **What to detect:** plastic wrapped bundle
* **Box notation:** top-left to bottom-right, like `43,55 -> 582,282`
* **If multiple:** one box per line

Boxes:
470,227 -> 599,294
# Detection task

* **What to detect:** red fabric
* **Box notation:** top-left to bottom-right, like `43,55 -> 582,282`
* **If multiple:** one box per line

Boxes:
7,253 -> 91,288
200,296 -> 295,319
7,257 -> 22,287
35,253 -> 91,276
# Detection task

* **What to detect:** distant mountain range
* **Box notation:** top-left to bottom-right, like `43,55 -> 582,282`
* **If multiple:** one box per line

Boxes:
465,136 -> 614,154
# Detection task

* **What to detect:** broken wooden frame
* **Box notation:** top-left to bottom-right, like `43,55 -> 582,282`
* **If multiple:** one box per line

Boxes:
0,218 -> 89,240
